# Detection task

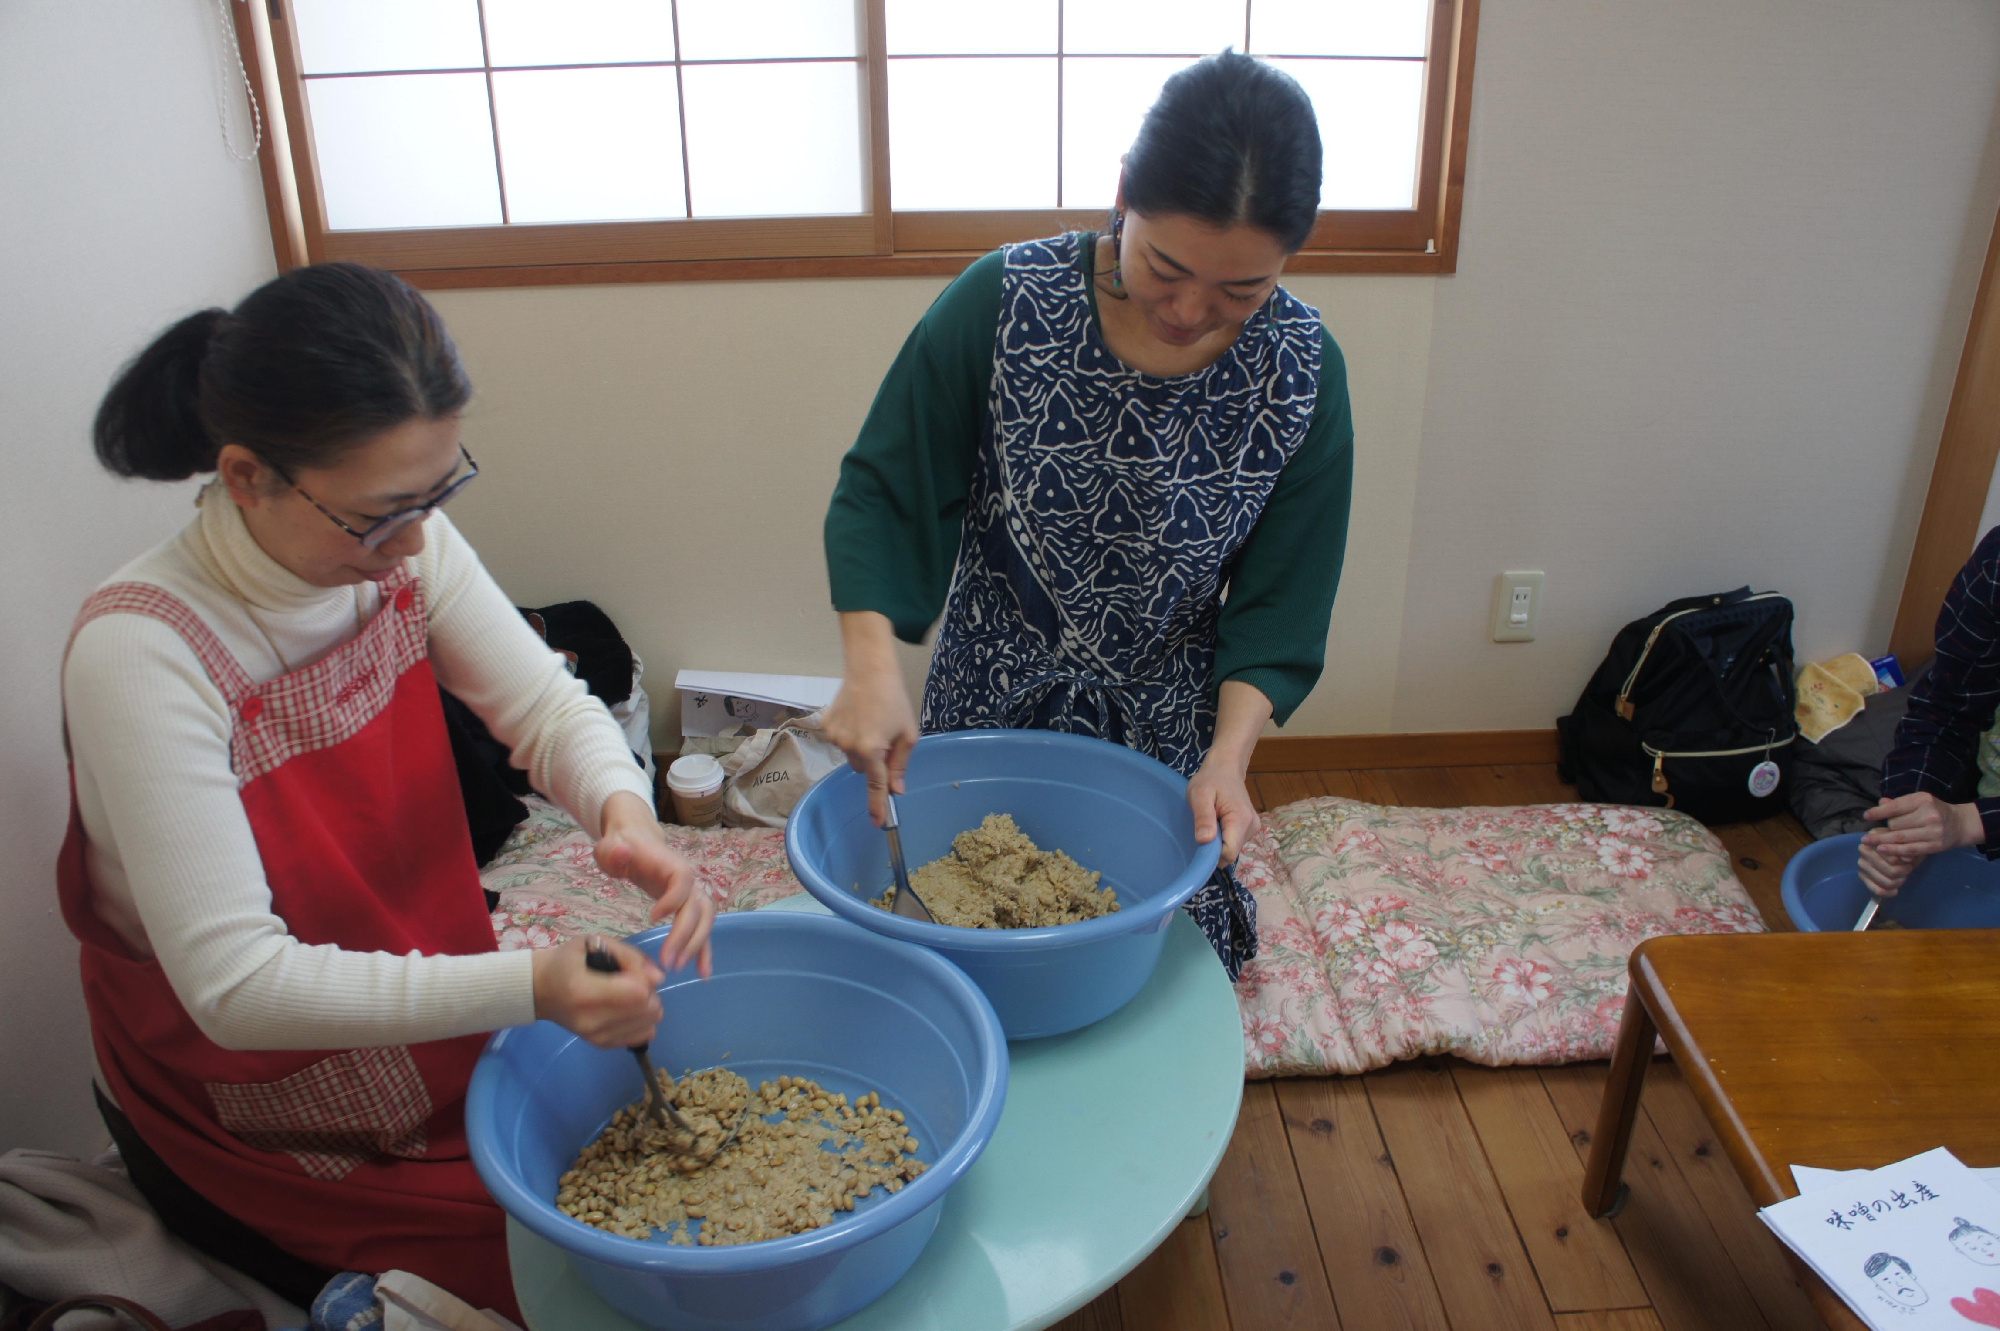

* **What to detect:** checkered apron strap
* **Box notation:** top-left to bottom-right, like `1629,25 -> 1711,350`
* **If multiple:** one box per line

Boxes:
227,566 -> 425,788
62,582 -> 255,758
67,581 -> 255,700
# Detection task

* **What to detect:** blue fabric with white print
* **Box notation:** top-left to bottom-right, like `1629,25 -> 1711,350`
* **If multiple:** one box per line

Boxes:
919,232 -> 1322,979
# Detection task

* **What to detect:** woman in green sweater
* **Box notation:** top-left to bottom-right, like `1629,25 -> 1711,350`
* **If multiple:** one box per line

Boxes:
822,51 -> 1353,978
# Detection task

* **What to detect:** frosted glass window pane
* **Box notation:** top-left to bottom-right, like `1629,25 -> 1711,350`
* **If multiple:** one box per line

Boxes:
308,74 -> 502,229
482,0 -> 676,68
1251,0 -> 1430,58
292,0 -> 483,74
677,0 -> 858,59
682,63 -> 864,216
885,0 -> 1057,55
889,58 -> 1056,210
1271,58 -> 1423,209
1064,0 -> 1244,56
492,69 -> 685,223
1062,56 -> 1199,207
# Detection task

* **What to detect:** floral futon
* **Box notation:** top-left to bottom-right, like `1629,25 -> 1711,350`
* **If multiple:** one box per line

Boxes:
483,796 -> 1766,1077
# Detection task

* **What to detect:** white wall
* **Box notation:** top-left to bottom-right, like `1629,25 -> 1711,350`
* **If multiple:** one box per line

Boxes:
1391,0 -> 2000,728
0,1 -> 275,1154
6,0 -> 2000,1153
430,272 -> 1438,737
441,0 -> 2000,743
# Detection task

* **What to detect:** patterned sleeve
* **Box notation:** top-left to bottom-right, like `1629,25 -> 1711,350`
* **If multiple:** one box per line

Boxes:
1882,524 -> 2000,854
1212,328 -> 1355,726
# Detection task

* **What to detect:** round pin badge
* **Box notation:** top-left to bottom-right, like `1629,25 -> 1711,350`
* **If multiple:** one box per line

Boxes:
1748,760 -> 1781,798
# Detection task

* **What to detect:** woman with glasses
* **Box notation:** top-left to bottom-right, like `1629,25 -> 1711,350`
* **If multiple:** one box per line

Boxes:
58,262 -> 712,1318
822,52 -> 1353,979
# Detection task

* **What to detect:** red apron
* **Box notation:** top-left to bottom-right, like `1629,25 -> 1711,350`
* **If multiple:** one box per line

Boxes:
58,570 -> 520,1319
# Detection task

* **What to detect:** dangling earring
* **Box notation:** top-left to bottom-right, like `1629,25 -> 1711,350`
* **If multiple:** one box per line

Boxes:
1112,205 -> 1128,291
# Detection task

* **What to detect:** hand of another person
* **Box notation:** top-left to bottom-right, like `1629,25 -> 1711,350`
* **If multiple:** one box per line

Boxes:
1188,762 -> 1259,866
532,936 -> 664,1048
825,611 -> 918,828
1858,791 -> 1985,898
595,791 -> 714,977
1860,791 -> 1983,857
1855,838 -> 1915,899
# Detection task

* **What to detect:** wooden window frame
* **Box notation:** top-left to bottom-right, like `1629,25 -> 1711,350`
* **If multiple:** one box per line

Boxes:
236,0 -> 1479,290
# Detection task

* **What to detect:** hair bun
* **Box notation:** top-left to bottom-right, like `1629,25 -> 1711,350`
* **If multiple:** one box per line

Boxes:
93,308 -> 229,480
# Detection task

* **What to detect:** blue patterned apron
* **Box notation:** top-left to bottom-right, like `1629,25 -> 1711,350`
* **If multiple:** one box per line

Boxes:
922,233 -> 1323,980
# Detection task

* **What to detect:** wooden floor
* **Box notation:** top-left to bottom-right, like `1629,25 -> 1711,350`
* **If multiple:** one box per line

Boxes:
1053,762 -> 1824,1331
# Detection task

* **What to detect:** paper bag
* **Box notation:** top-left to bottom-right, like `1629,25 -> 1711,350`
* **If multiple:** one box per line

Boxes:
719,709 -> 844,828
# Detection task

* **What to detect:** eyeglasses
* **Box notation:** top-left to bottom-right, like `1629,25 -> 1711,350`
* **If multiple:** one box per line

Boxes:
280,445 -> 479,550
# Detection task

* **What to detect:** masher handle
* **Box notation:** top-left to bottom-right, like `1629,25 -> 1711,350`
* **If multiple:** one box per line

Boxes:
583,935 -> 650,1055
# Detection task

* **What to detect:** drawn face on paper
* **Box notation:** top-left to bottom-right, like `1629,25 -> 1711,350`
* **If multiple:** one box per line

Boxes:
1867,1261 -> 1928,1308
1952,1223 -> 2000,1266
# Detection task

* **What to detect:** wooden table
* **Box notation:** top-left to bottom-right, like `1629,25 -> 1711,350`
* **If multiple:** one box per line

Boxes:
1581,929 -> 2000,1330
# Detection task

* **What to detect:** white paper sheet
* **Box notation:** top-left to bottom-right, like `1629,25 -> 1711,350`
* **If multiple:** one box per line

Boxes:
1794,1164 -> 2000,1195
1763,1148 -> 2000,1328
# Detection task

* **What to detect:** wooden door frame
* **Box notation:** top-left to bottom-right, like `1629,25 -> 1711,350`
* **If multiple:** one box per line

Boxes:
1890,201 -> 2000,671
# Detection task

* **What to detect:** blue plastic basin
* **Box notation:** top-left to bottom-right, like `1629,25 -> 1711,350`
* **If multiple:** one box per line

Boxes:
466,911 -> 1008,1331
784,730 -> 1222,1039
1781,832 -> 2000,931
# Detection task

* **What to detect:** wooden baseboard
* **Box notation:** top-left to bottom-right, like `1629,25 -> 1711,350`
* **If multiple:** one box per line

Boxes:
1249,729 -> 1561,772
662,730 -> 1562,779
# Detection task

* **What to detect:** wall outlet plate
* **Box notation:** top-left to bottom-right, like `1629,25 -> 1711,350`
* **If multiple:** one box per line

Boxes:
1491,571 -> 1544,642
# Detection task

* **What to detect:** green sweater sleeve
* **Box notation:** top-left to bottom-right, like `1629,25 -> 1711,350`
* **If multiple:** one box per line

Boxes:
1213,328 -> 1356,726
824,250 -> 1005,643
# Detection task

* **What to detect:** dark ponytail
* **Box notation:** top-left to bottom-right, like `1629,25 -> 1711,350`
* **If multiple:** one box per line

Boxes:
1122,50 -> 1323,253
93,263 -> 471,482
93,309 -> 230,481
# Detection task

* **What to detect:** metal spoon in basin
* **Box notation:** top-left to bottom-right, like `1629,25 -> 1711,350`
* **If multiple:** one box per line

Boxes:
582,937 -> 742,1161
1854,897 -> 1881,931
882,794 -> 937,924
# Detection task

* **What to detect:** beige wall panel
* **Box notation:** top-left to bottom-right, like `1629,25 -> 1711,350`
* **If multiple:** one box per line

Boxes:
1390,0 -> 2000,731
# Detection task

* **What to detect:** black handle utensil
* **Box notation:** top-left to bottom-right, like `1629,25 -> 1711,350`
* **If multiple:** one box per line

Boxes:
583,937 -> 696,1140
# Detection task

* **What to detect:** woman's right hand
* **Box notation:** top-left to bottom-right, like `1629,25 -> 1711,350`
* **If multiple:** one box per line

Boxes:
1858,791 -> 1985,898
1856,839 -> 1914,899
824,611 -> 918,828
531,936 -> 663,1048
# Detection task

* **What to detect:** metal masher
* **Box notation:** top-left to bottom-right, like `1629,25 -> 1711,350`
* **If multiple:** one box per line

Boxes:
583,936 -> 743,1162
882,793 -> 937,924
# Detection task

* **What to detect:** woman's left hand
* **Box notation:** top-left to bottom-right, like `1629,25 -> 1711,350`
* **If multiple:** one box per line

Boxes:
1191,680 -> 1273,866
595,791 -> 714,978
1189,763 -> 1258,866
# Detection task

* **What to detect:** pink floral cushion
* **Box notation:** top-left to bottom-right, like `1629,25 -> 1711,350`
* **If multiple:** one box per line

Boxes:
486,799 -> 802,950
1235,798 -> 1767,1078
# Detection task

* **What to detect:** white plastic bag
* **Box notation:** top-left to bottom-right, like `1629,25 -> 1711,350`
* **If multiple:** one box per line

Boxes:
718,709 -> 844,828
608,652 -> 655,782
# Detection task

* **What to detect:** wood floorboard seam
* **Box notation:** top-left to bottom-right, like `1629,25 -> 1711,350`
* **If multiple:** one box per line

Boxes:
1441,1061 -> 1571,1317
1270,1079 -> 1352,1325
1355,1069 -> 1465,1330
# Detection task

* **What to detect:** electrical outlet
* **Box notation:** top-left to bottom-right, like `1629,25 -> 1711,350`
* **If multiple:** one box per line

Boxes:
1491,571 -> 1544,642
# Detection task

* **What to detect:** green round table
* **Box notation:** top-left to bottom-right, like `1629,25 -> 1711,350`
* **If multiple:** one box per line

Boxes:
508,902 -> 1243,1331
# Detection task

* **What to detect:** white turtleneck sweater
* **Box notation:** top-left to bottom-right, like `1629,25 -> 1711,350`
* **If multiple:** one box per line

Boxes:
63,489 -> 655,1053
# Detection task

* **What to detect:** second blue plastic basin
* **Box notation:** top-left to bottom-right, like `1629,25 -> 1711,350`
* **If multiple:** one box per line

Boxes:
785,729 -> 1222,1039
466,911 -> 1008,1331
1782,832 -> 2000,931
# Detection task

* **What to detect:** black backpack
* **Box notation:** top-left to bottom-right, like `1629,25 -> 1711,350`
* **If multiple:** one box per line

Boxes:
1557,588 -> 1798,824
